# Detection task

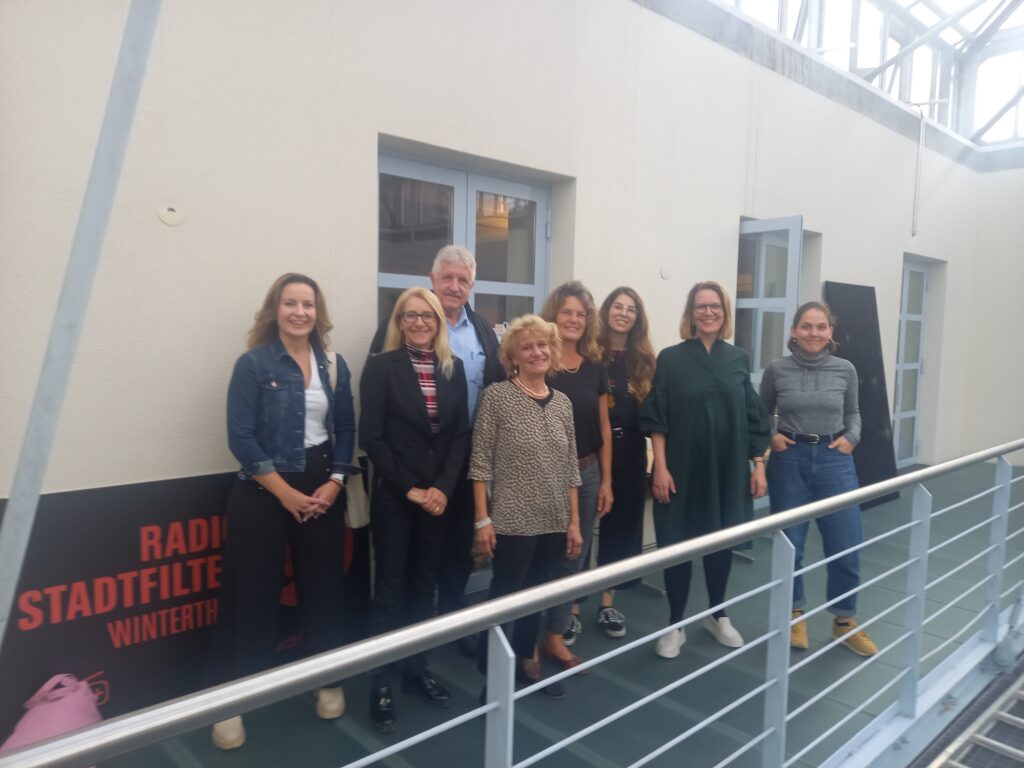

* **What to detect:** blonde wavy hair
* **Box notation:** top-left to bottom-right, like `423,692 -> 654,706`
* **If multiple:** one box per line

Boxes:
540,280 -> 602,364
247,273 -> 333,351
499,315 -> 562,376
383,287 -> 456,380
680,280 -> 734,341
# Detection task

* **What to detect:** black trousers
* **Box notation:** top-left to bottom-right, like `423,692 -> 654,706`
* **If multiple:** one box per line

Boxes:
208,445 -> 346,685
597,431 -> 647,590
664,548 -> 733,624
436,470 -> 475,615
478,532 -> 565,671
368,481 -> 446,685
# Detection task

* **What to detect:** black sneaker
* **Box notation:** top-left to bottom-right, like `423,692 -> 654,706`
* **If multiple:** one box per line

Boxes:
562,614 -> 582,646
597,606 -> 627,638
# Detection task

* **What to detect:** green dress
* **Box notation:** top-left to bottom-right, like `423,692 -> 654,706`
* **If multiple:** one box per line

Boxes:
638,339 -> 771,545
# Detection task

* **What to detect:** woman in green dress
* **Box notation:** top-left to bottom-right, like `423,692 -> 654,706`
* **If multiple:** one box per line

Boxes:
638,280 -> 770,659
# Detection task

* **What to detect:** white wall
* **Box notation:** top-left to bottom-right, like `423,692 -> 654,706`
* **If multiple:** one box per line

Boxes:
964,167 -> 1024,455
2,0 -> 1020,497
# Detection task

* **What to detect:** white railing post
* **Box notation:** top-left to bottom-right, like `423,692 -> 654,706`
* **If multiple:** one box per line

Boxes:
762,530 -> 795,768
898,483 -> 932,717
984,457 -> 1012,644
484,626 -> 516,768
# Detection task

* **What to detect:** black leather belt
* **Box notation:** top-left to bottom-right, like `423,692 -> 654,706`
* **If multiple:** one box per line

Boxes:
779,429 -> 845,445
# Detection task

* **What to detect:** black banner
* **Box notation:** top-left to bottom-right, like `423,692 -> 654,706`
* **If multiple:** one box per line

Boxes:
823,281 -> 900,508
0,474 -> 370,741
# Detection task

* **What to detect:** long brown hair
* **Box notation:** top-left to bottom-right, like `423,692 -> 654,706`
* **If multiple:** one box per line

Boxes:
540,280 -> 603,363
247,273 -> 333,350
598,287 -> 656,402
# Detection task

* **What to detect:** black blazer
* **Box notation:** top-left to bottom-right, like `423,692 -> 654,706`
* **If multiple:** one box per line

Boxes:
358,348 -> 470,499
367,304 -> 505,388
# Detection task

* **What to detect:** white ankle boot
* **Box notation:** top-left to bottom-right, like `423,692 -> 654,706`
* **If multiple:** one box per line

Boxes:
316,686 -> 346,719
211,715 -> 245,750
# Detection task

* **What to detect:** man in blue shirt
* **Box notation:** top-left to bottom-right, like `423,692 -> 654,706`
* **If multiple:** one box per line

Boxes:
367,246 -> 503,644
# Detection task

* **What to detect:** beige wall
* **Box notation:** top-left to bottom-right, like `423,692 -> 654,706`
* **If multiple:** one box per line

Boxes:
1,0 -> 1021,496
965,167 -> 1024,455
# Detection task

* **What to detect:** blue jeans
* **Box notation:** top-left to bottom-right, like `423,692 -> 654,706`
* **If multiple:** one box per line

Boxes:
546,460 -> 601,633
766,442 -> 862,617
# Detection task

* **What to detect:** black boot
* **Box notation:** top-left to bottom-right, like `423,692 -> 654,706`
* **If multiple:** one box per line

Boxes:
369,684 -> 396,731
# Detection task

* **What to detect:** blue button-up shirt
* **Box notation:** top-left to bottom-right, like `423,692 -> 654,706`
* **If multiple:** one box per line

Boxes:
448,306 -> 486,422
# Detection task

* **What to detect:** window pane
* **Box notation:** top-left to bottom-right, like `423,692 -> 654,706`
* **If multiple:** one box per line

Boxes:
900,368 -> 919,413
475,193 -> 536,283
742,0 -> 780,30
975,51 -> 1024,142
764,243 -> 788,298
379,174 -> 454,275
857,1 -> 883,70
735,308 -> 755,369
906,270 -> 925,315
902,320 -> 922,363
737,236 -> 757,299
760,311 -> 786,367
785,0 -> 805,41
472,293 -> 534,327
911,46 -> 934,107
897,416 -> 916,461
821,0 -> 852,68
377,286 -> 405,328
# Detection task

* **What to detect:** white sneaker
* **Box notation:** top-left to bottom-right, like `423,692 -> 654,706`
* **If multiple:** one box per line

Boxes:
316,686 -> 346,719
703,616 -> 744,648
655,627 -> 686,659
211,715 -> 245,750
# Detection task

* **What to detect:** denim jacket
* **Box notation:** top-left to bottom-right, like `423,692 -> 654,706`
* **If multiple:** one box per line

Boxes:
227,337 -> 358,478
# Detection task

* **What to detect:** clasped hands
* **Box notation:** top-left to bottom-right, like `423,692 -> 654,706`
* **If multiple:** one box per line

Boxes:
407,486 -> 448,516
280,481 -> 340,524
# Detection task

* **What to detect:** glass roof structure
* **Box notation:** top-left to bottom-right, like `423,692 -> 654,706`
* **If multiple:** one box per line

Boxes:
723,0 -> 1024,144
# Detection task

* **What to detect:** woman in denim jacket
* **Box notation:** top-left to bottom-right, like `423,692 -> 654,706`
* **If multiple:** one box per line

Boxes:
209,273 -> 357,750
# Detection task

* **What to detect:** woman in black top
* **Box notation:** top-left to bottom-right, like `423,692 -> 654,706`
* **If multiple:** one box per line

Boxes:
592,287 -> 656,638
359,287 -> 470,731
540,281 -> 613,668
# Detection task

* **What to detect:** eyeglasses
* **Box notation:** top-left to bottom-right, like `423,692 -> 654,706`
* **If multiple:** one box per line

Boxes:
610,303 -> 638,315
401,311 -> 437,325
694,303 -> 723,315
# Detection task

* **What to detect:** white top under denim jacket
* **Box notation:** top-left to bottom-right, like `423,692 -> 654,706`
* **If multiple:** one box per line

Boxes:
227,336 -> 358,478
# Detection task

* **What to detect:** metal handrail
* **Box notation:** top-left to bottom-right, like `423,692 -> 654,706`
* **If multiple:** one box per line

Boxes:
4,437 -> 1023,768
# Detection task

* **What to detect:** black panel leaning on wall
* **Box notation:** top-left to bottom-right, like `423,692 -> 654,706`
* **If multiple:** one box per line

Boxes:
822,281 -> 900,509
0,475 -> 371,741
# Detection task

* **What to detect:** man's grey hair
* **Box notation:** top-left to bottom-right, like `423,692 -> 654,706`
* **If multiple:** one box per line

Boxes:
431,245 -> 476,282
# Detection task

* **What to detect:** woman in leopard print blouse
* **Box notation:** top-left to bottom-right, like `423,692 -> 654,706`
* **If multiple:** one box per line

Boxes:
470,314 -> 583,698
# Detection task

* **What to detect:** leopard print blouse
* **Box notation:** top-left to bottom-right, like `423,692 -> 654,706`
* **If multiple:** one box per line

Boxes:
469,381 -> 582,535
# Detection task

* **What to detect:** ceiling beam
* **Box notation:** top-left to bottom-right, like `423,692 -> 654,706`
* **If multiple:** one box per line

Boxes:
971,82 -> 1024,141
864,0 -> 992,83
963,0 -> 1024,56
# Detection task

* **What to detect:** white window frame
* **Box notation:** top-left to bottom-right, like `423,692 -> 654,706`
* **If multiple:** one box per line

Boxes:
736,215 -> 804,385
378,155 -> 549,317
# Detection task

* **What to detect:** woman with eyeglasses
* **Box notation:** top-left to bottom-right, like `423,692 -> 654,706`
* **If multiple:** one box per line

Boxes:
639,281 -> 770,659
760,301 -> 877,657
359,287 -> 470,731
590,287 -> 656,638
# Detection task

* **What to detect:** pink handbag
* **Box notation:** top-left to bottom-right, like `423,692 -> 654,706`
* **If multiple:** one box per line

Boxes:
1,674 -> 102,753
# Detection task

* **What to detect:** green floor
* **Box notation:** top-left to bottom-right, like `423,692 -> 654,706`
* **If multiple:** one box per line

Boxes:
105,461 -> 1024,768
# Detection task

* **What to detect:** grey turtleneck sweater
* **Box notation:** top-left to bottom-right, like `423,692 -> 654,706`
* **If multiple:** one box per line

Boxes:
759,348 -> 861,446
